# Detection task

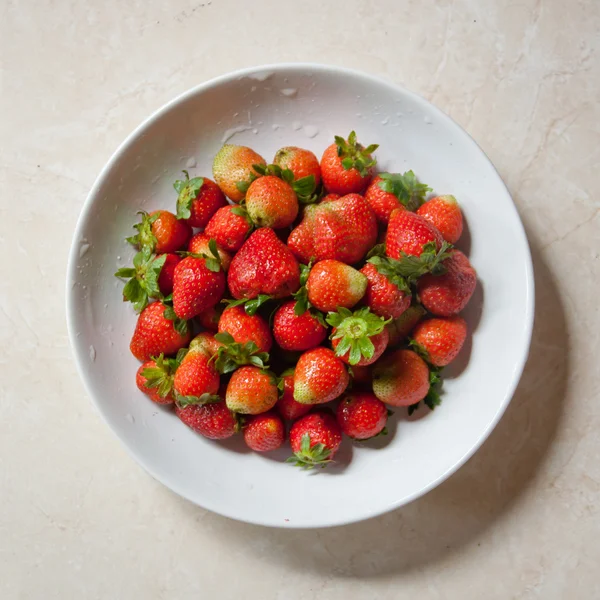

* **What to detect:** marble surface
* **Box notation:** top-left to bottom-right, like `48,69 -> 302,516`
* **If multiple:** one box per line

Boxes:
1,0 -> 599,598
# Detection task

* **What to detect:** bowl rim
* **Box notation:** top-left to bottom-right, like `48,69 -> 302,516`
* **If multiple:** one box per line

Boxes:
66,62 -> 535,528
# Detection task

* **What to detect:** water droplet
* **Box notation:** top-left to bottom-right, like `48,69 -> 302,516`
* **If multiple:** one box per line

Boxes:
126,414 -> 135,424
381,116 -> 390,125
89,345 -> 96,362
292,121 -> 302,131
252,128 -> 258,134
424,115 -> 432,124
185,157 -> 197,168
79,243 -> 90,258
271,124 -> 281,130
303,125 -> 319,138
280,88 -> 297,98
221,125 -> 253,143
248,71 -> 273,82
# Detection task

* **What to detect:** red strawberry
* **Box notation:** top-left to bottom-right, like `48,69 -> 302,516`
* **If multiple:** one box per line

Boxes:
127,210 -> 191,255
386,209 -> 444,259
135,353 -> 181,405
172,252 -> 226,320
293,347 -> 349,405
411,316 -> 468,366
173,347 -> 220,403
372,349 -> 430,407
245,175 -> 298,229
320,131 -> 378,195
276,371 -> 312,421
157,253 -> 180,296
416,195 -> 463,244
130,301 -> 190,361
204,205 -> 253,253
288,194 -> 377,264
212,144 -> 266,202
272,300 -> 327,352
336,392 -> 388,440
386,305 -> 427,347
197,305 -> 222,331
225,366 -> 279,414
364,171 -> 431,223
327,307 -> 389,366
273,146 -> 321,187
188,332 -> 222,358
417,250 -> 477,316
287,410 -> 342,468
243,411 -> 286,452
188,233 -> 232,271
174,172 -> 227,228
360,262 -> 411,319
306,260 -> 367,313
227,228 -> 300,300
321,193 -> 340,203
176,397 -> 239,440
350,365 -> 372,386
218,305 -> 272,353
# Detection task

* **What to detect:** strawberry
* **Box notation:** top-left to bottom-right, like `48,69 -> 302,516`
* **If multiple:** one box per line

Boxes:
416,195 -> 463,244
173,345 -> 220,404
130,301 -> 190,361
411,316 -> 468,367
172,247 -> 226,320
157,253 -> 180,296
320,131 -> 378,195
127,210 -> 191,255
212,144 -> 266,202
386,305 -> 427,347
321,193 -> 341,203
288,194 -> 377,265
176,397 -> 239,440
227,228 -> 300,300
386,209 -> 445,259
350,364 -> 372,386
197,305 -> 222,331
336,392 -> 388,439
417,250 -> 477,316
135,352 -> 182,405
225,366 -> 279,414
372,349 -> 430,407
287,410 -> 342,468
273,146 -> 321,187
188,233 -> 232,271
243,411 -> 285,452
245,175 -> 298,229
204,205 -> 253,253
327,307 -> 389,366
359,262 -> 411,319
293,347 -> 349,405
306,260 -> 367,313
188,332 -> 222,358
218,305 -> 272,353
272,300 -> 327,352
174,171 -> 227,228
276,370 -> 312,421
364,171 -> 431,223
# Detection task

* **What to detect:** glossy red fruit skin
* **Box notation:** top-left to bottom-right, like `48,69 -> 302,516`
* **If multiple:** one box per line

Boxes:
272,301 -> 327,352
276,374 -> 312,421
332,327 -> 389,367
227,228 -> 300,300
320,144 -> 373,195
360,262 -> 411,319
273,146 -> 321,186
364,175 -> 406,224
293,347 -> 349,405
245,176 -> 299,229
306,260 -> 367,313
176,400 -> 238,439
130,302 -> 191,362
184,177 -> 228,228
225,366 -> 279,414
188,233 -> 232,272
218,305 -> 273,353
412,316 -> 468,366
204,205 -> 252,253
416,195 -> 463,244
172,256 -> 226,320
173,351 -> 220,399
289,411 -> 342,459
386,209 -> 444,258
243,411 -> 286,452
197,306 -> 221,331
157,253 -> 180,296
417,250 -> 477,316
150,210 -> 192,254
351,365 -> 372,386
336,393 -> 388,439
135,360 -> 175,405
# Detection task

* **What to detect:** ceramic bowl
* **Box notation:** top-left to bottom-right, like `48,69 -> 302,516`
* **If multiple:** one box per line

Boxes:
67,63 -> 534,528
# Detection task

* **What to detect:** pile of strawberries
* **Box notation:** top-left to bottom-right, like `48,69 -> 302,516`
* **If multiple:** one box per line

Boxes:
116,131 -> 477,468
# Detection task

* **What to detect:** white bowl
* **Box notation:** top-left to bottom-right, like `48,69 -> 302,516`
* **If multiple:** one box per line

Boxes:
67,63 -> 534,528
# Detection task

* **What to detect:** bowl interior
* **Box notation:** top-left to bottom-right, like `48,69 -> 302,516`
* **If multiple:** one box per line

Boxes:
68,64 -> 533,528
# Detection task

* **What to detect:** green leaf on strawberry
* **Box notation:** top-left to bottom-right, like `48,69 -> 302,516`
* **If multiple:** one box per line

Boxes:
175,392 -> 221,407
285,433 -> 332,469
142,352 -> 181,399
174,170 -> 204,220
408,367 -> 443,414
213,331 -> 270,374
126,211 -> 160,253
163,303 -> 189,336
334,130 -> 378,177
378,171 -> 431,211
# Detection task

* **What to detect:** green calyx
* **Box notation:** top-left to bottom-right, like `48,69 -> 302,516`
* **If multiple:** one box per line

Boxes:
327,307 -> 390,365
115,248 -> 167,313
251,163 -> 318,204
126,211 -> 160,253
235,163 -> 264,196
212,332 -> 270,374
175,392 -> 222,408
292,263 -> 312,315
407,367 -> 443,415
224,293 -> 271,316
178,238 -> 222,273
162,303 -> 189,337
141,352 -> 182,399
285,433 -> 332,469
334,131 -> 378,177
174,170 -> 204,220
377,171 -> 431,211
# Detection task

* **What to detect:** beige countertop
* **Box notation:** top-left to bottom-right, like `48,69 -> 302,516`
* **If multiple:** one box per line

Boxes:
1,0 -> 599,598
